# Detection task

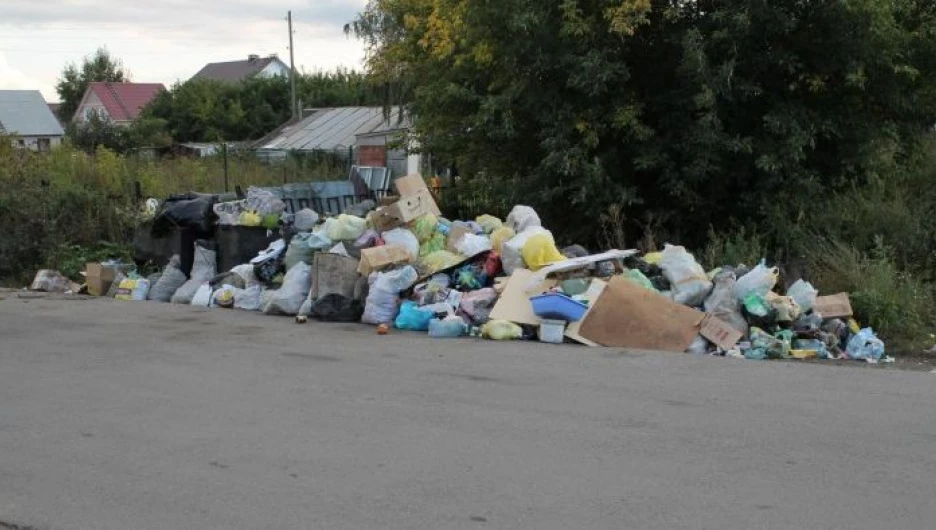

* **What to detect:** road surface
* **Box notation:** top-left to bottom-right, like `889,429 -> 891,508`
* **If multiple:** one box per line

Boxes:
1,294 -> 935,529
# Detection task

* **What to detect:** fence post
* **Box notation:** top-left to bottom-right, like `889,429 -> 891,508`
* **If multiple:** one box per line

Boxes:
222,143 -> 229,193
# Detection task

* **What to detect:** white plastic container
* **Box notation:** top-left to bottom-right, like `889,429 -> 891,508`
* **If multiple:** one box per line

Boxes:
538,319 -> 566,344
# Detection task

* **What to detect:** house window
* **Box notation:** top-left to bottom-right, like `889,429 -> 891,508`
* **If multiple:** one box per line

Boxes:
36,138 -> 51,152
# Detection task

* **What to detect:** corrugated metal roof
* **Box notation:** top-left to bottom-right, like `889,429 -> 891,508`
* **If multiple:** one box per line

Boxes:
0,90 -> 65,137
258,107 -> 404,153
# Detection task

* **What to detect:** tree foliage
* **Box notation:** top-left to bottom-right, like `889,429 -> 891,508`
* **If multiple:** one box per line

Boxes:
65,111 -> 172,154
349,0 -> 936,247
55,48 -> 128,122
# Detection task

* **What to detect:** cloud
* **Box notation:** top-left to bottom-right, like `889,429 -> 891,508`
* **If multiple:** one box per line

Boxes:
0,52 -> 56,100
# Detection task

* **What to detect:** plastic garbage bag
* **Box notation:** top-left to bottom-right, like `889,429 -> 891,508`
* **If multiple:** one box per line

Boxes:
151,193 -> 217,238
624,269 -> 657,292
149,255 -> 187,302
306,228 -> 334,251
190,283 -> 212,307
230,264 -> 257,285
703,271 -> 748,335
475,215 -> 503,234
395,301 -> 436,331
293,209 -> 320,231
506,205 -> 542,233
786,279 -> 818,312
414,274 -> 453,305
490,226 -> 516,254
561,245 -> 590,259
460,288 -> 498,324
686,335 -> 711,355
481,320 -> 523,341
429,316 -> 468,338
211,284 -> 237,308
770,295 -> 801,323
456,233 -> 493,258
746,327 -> 787,360
245,187 -> 286,216
521,233 -> 565,271
502,227 -> 551,275
30,270 -> 71,293
660,244 -> 712,307
846,328 -> 886,361
362,266 -> 418,325
409,215 -> 439,243
419,230 -> 446,257
326,214 -> 367,241
382,228 -> 420,259
171,242 -> 218,304
284,232 -> 316,270
263,261 -> 312,315
308,293 -> 364,322
419,251 -> 465,276
354,229 -> 380,250
734,259 -> 779,301
344,199 -> 377,218
234,284 -> 263,311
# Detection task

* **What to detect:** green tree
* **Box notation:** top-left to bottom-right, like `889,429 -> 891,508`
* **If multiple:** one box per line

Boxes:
55,48 -> 128,122
348,0 -> 936,247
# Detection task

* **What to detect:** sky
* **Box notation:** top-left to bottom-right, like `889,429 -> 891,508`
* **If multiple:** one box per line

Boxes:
0,0 -> 369,103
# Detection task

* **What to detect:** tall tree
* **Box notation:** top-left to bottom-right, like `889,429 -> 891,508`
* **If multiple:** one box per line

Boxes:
55,48 -> 128,122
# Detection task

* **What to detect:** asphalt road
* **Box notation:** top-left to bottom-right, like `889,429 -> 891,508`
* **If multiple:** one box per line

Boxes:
1,294 -> 935,530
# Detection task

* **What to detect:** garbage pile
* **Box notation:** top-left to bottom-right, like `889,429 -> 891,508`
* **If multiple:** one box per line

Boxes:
32,175 -> 889,363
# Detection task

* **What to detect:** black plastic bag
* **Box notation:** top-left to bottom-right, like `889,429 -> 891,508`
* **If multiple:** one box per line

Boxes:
309,294 -> 364,322
151,193 -> 218,238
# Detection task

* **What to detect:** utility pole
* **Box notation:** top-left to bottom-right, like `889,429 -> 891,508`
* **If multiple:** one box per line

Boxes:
288,11 -> 297,120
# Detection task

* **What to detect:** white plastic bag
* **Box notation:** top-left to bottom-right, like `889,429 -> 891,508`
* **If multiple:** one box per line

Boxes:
284,232 -> 316,270
786,279 -> 818,312
382,228 -> 420,259
211,284 -> 238,308
246,187 -> 286,216
506,205 -> 542,233
293,208 -> 320,231
190,283 -> 212,307
502,226 -> 551,275
455,233 -> 493,257
326,214 -> 367,241
230,264 -> 257,285
171,243 -> 218,304
660,244 -> 713,307
704,271 -> 748,335
733,259 -> 779,301
235,284 -> 263,311
263,262 -> 312,315
361,266 -> 419,325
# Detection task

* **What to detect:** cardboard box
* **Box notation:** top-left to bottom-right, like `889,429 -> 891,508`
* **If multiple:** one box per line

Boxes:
813,293 -> 853,319
700,314 -> 744,351
85,262 -> 118,296
396,188 -> 437,222
394,174 -> 441,216
357,245 -> 413,276
578,276 -> 705,351
487,268 -> 557,326
369,206 -> 405,233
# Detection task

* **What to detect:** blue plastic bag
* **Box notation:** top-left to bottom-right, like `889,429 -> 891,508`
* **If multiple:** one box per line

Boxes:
846,328 -> 886,361
394,301 -> 435,331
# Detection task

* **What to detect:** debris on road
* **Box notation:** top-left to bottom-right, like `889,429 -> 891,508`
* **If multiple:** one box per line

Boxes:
28,175 -> 891,363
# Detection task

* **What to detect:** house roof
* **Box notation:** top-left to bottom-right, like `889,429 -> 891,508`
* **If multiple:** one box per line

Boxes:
192,56 -> 285,83
256,107 -> 405,153
0,90 -> 65,137
84,82 -> 165,122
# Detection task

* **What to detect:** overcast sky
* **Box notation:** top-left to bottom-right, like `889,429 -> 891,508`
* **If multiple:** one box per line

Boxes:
0,0 -> 368,102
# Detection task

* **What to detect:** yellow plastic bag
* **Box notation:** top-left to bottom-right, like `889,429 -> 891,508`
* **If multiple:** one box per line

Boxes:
481,320 -> 523,341
326,214 -> 367,241
409,214 -> 439,243
239,210 -> 262,227
419,250 -> 465,275
475,214 -> 503,234
419,230 -> 446,257
521,233 -> 566,271
490,226 -> 516,254
113,279 -> 138,301
643,251 -> 663,265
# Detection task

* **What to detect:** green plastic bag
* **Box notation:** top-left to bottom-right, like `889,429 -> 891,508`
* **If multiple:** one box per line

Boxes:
743,292 -> 772,317
410,214 -> 439,243
624,269 -> 657,292
419,230 -> 446,257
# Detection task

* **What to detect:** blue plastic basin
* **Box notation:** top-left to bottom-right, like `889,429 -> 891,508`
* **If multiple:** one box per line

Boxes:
529,293 -> 588,322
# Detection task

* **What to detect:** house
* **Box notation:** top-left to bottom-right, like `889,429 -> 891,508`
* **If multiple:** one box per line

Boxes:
0,90 -> 65,151
255,107 -> 408,161
355,123 -> 421,178
73,82 -> 166,125
191,54 -> 289,84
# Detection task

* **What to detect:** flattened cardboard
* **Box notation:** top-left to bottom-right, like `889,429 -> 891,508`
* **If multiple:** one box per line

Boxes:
357,245 -> 413,276
700,314 -> 743,351
396,189 -> 436,222
369,206 -> 405,233
394,174 -> 442,216
85,262 -> 118,297
488,268 -> 557,326
565,279 -> 608,347
813,293 -> 853,319
578,276 -> 705,351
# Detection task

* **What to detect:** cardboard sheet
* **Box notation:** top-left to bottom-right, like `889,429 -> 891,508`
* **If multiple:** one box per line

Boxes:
357,245 -> 413,276
565,279 -> 608,347
394,174 -> 442,216
578,276 -> 705,351
488,268 -> 557,326
700,314 -> 743,351
813,293 -> 853,319
524,249 -> 639,290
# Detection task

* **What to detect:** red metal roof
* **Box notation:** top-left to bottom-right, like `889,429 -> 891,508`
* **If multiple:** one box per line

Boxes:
87,82 -> 165,121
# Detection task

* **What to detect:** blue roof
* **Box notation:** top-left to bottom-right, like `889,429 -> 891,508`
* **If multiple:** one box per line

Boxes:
0,90 -> 64,137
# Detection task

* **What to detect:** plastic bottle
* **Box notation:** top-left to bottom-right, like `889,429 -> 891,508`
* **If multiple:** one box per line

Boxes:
428,317 -> 467,338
